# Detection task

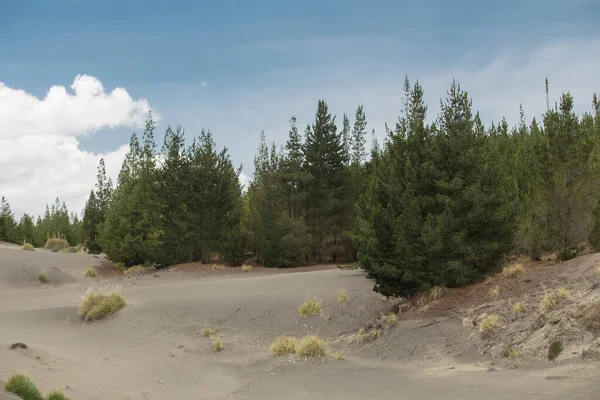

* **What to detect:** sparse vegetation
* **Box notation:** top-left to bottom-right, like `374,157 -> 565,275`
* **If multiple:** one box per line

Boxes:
502,346 -> 518,359
83,266 -> 97,277
202,328 -> 212,338
540,288 -> 569,312
124,265 -> 146,276
22,242 -> 35,251
78,284 -> 126,321
213,338 -> 223,352
512,302 -> 526,315
357,328 -> 379,342
428,285 -> 446,302
489,285 -> 500,298
548,340 -> 563,361
211,264 -> 225,271
61,246 -> 77,253
581,300 -> 600,334
270,335 -> 298,356
298,297 -> 322,317
596,262 -> 600,277
4,372 -> 43,400
113,262 -> 125,272
337,289 -> 348,304
44,238 -> 69,252
479,314 -> 500,333
334,352 -> 345,361
383,313 -> 397,329
502,263 -> 524,278
296,335 -> 327,358
557,287 -> 569,301
240,264 -> 252,272
9,342 -> 28,350
46,389 -> 72,400
38,272 -> 48,283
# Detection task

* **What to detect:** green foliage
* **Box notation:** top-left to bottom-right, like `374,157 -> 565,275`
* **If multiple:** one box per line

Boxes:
45,390 -> 71,400
22,242 -> 35,251
4,372 -> 43,400
548,340 -> 563,361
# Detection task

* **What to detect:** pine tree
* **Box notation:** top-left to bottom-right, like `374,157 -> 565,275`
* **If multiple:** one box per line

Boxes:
0,197 -> 17,243
350,105 -> 367,167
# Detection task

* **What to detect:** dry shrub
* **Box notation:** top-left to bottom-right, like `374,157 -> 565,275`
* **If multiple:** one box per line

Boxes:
270,335 -> 298,356
211,264 -> 225,271
489,286 -> 500,298
357,328 -> 379,342
334,352 -> 345,361
581,300 -> 600,334
124,265 -> 145,276
596,262 -> 600,277
213,338 -> 223,352
38,272 -> 48,283
383,313 -> 397,329
502,346 -> 518,359
479,314 -> 500,333
240,264 -> 252,272
512,302 -> 526,315
44,238 -> 69,252
298,297 -> 322,317
4,372 -> 43,400
502,263 -> 524,278
202,328 -> 212,338
22,243 -> 35,251
79,284 -> 126,321
541,288 -> 568,312
83,267 -> 97,277
61,246 -> 77,254
337,289 -> 348,304
296,335 -> 326,358
557,287 -> 569,301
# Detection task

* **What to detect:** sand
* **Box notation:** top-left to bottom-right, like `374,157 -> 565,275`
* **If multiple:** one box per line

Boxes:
1,244 -> 599,399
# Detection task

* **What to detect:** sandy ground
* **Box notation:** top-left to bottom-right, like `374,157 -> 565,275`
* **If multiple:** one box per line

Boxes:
1,243 -> 599,399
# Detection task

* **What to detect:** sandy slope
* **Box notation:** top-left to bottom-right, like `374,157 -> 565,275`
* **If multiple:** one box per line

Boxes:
1,246 -> 599,399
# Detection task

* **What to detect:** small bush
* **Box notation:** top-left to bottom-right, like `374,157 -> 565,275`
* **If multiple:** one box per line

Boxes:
548,340 -> 563,361
581,300 -> 600,334
556,247 -> 578,262
79,284 -> 126,321
489,286 -> 500,298
502,346 -> 518,359
22,243 -> 35,251
557,288 -> 569,301
596,262 -> 600,277
4,372 -> 43,400
383,313 -> 397,329
202,328 -> 212,338
429,285 -> 446,302
60,246 -> 77,254
44,238 -> 69,252
512,302 -> 526,315
337,290 -> 348,304
124,265 -> 145,276
357,328 -> 379,342
296,335 -> 326,358
502,264 -> 524,278
211,264 -> 225,271
83,267 -> 97,278
38,273 -> 48,283
540,288 -> 568,312
113,262 -> 125,272
240,264 -> 253,272
298,297 -> 322,317
10,342 -> 28,350
479,314 -> 500,333
334,352 -> 345,361
213,339 -> 223,352
270,335 -> 298,356
46,390 -> 71,400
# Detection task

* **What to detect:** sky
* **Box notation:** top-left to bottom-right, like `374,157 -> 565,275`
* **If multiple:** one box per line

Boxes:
1,0 -> 600,218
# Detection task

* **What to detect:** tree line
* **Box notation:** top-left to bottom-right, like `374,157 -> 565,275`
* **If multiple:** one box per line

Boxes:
2,76 -> 599,297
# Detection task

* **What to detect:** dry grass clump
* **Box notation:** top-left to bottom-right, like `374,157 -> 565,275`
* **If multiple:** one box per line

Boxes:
240,264 -> 253,272
44,238 -> 69,252
383,313 -> 397,329
557,287 -> 569,301
46,389 -> 72,400
502,346 -> 518,359
211,264 -> 225,271
79,284 -> 126,321
60,246 -> 77,254
337,289 -> 348,304
581,300 -> 600,334
4,372 -> 43,400
202,328 -> 212,338
213,338 -> 223,352
502,263 -> 524,278
596,262 -> 600,277
296,335 -> 327,358
22,242 -> 35,251
357,328 -> 379,342
489,285 -> 500,298
334,352 -> 345,361
479,314 -> 500,333
124,265 -> 145,276
83,266 -> 97,277
38,272 -> 48,283
540,288 -> 569,312
512,302 -> 526,315
298,297 -> 323,317
270,335 -> 298,356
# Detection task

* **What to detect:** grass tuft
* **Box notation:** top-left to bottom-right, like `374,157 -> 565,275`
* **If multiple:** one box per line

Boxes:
596,262 -> 600,277
46,389 -> 72,400
337,289 -> 348,304
502,263 -> 524,278
83,266 -> 97,277
10,342 -> 28,350
270,335 -> 298,356
479,314 -> 500,333
357,328 -> 379,342
211,264 -> 225,271
383,313 -> 397,329
296,335 -> 327,358
4,372 -> 43,400
581,300 -> 600,334
213,338 -> 223,352
124,265 -> 145,276
512,302 -> 526,315
202,328 -> 212,338
240,264 -> 253,272
428,285 -> 446,301
502,346 -> 518,359
38,272 -> 48,283
548,340 -> 563,361
22,243 -> 35,251
489,285 -> 500,298
113,262 -> 125,272
540,288 -> 569,312
298,297 -> 323,317
334,352 -> 345,361
44,238 -> 69,252
79,284 -> 126,321
557,287 -> 569,301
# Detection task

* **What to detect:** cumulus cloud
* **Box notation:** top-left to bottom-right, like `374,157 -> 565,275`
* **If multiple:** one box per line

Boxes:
0,75 -> 153,218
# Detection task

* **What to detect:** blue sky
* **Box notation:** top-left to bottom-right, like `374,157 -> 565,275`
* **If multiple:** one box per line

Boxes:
1,0 -> 600,216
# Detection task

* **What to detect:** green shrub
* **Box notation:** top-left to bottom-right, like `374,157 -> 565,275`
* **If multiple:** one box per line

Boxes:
45,390 -> 71,400
548,341 -> 563,361
213,338 -> 223,352
44,238 -> 69,252
4,372 -> 43,400
9,342 -> 27,350
22,243 -> 35,251
202,328 -> 212,338
38,273 -> 48,283
83,267 -> 97,277
124,265 -> 146,276
79,284 -> 126,321
296,335 -> 326,358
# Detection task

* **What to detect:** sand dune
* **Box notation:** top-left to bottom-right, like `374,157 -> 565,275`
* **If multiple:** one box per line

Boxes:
1,247 -> 599,399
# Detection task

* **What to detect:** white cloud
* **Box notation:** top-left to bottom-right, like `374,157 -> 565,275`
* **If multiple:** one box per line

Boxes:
0,75 -> 153,218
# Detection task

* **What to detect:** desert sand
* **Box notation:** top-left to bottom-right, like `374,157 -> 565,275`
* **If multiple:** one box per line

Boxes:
1,242 -> 599,399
